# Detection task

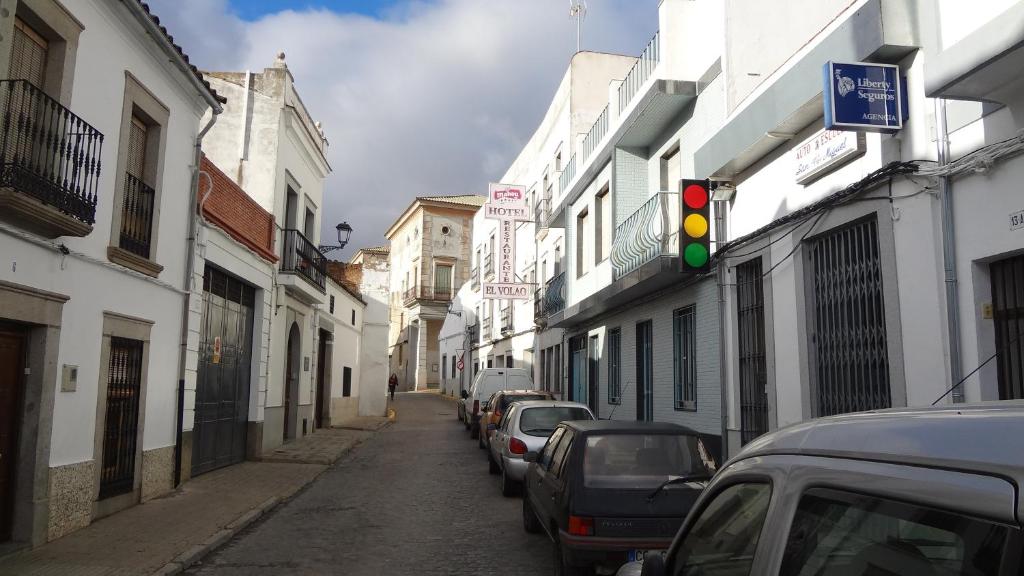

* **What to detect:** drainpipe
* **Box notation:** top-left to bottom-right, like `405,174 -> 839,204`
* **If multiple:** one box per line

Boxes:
714,199 -> 729,462
936,98 -> 964,403
174,110 -> 220,487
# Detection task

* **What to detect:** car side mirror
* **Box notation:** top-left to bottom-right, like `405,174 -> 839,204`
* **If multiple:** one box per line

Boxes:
523,451 -> 539,463
487,423 -> 497,431
461,390 -> 469,399
640,554 -> 666,576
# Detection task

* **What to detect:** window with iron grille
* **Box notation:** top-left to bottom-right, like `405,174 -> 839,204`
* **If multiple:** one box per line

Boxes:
329,295 -> 335,314
809,216 -> 891,416
100,337 -> 144,499
673,306 -> 696,410
119,116 -> 156,258
737,257 -> 769,445
990,253 -> 1024,400
607,328 -> 621,404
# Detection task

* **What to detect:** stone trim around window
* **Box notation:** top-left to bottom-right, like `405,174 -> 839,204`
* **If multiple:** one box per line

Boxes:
107,72 -> 170,277
0,0 -> 85,105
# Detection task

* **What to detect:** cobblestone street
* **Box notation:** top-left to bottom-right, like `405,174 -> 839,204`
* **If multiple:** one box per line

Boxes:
187,393 -> 553,575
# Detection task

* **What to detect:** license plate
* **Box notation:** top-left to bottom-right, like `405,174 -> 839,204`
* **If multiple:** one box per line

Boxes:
628,549 -> 665,563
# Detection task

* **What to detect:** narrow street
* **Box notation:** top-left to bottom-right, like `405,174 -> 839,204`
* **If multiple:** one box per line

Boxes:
187,393 -> 553,575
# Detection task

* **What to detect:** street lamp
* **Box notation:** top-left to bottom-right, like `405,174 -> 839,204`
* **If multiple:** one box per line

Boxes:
319,221 -> 352,253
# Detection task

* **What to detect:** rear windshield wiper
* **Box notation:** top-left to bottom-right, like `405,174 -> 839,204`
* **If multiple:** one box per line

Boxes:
647,474 -> 713,502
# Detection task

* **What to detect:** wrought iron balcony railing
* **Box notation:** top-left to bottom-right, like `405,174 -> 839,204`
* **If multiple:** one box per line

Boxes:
119,173 -> 155,258
402,285 -> 454,306
618,31 -> 660,114
535,197 -> 550,229
500,306 -> 513,334
281,229 -> 327,291
610,191 -> 679,280
543,272 -> 566,316
470,266 -> 479,290
482,316 -> 492,339
0,79 -> 104,225
484,253 -> 494,278
534,286 -> 544,318
558,154 -> 576,197
580,105 -> 609,164
466,323 -> 478,343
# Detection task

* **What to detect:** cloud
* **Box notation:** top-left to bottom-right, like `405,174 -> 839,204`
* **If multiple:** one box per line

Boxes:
147,0 -> 658,258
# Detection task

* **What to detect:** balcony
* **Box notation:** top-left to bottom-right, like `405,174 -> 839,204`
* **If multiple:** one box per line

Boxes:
541,272 -> 566,317
535,197 -> 550,239
118,173 -> 155,258
500,306 -> 513,334
466,323 -> 478,343
611,192 -> 679,280
619,31 -> 660,114
580,105 -> 609,165
280,229 -> 327,303
0,80 -> 104,238
482,316 -> 492,340
402,285 -> 454,307
534,287 -> 545,320
484,253 -> 494,279
470,266 -> 480,290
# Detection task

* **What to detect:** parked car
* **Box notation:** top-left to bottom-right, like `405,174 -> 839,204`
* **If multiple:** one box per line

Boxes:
487,400 -> 593,496
522,421 -> 717,576
478,390 -> 556,450
616,402 -> 1024,576
460,367 -> 533,439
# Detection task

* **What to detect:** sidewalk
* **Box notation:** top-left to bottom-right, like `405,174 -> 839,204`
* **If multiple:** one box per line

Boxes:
0,426 -> 384,576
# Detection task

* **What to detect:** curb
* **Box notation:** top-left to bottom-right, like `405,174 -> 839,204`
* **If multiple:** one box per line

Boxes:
150,431 -> 371,575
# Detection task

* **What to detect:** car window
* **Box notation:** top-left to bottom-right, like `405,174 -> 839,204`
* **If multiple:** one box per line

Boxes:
539,427 -> 565,469
519,407 -> 593,436
583,434 -> 715,489
498,408 -> 514,431
500,394 -> 547,411
549,430 -> 574,477
779,488 -> 1013,576
672,482 -> 772,576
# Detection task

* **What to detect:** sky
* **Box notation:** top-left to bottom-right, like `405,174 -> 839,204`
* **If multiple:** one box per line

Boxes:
147,0 -> 658,258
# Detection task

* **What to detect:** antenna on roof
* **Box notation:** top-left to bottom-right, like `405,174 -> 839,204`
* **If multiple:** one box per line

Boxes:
569,1 -> 587,53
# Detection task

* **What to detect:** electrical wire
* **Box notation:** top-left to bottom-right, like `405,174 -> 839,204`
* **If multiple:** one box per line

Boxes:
931,330 -> 1024,406
760,209 -> 827,278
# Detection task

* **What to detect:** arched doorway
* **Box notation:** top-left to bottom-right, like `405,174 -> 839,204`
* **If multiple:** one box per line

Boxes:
284,322 -> 301,441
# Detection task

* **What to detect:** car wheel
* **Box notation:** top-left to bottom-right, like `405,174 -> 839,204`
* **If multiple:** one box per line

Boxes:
501,465 -> 519,497
488,452 -> 500,474
522,494 -> 541,534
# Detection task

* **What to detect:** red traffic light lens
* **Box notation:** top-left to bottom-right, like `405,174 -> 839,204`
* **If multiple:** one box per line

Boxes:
683,184 -> 708,210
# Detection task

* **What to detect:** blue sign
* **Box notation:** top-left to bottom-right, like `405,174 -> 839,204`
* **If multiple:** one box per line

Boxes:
824,62 -> 903,133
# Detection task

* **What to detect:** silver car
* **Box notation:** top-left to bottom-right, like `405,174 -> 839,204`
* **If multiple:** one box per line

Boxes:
617,402 -> 1024,576
486,400 -> 594,497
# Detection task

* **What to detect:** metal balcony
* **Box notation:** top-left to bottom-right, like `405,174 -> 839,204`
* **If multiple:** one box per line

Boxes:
281,229 -> 327,292
500,306 -> 513,334
482,316 -> 492,339
484,253 -> 494,279
402,285 -> 454,306
118,173 -> 155,258
610,192 -> 679,280
0,79 -> 104,236
466,323 -> 478,343
618,31 -> 660,114
470,266 -> 479,290
542,272 -> 566,316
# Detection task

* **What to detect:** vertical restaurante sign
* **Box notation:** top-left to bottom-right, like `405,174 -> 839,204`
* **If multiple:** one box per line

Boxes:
824,61 -> 904,133
483,183 -> 530,300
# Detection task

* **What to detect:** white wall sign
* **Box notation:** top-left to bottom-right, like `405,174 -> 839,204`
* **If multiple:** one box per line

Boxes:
483,182 -> 530,300
1011,209 -> 1024,231
794,129 -> 865,185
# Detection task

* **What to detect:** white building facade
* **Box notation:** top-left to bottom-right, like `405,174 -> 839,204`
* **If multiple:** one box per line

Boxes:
350,246 -> 392,417
200,54 -> 333,452
0,0 -> 220,546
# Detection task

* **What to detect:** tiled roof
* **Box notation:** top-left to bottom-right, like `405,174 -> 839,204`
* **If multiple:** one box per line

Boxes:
136,2 -> 226,104
416,195 -> 486,207
360,245 -> 390,254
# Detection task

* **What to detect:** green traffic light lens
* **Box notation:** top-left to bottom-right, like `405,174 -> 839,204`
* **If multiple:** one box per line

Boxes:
684,243 -> 709,268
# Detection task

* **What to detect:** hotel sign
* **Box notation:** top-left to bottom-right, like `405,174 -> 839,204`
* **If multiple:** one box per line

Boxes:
483,183 -> 530,300
824,61 -> 904,133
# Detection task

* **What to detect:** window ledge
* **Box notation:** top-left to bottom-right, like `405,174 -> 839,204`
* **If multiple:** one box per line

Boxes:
674,402 -> 697,412
107,246 -> 163,278
0,189 -> 92,239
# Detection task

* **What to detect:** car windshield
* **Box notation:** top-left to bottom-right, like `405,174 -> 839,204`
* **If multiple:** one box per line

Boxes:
518,407 -> 593,436
583,434 -> 715,489
500,394 -> 547,410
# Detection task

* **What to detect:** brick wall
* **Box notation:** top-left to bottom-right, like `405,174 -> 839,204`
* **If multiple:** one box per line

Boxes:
200,155 -> 277,262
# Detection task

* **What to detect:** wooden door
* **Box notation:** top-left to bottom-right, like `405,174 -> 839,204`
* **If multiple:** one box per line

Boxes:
0,330 -> 25,541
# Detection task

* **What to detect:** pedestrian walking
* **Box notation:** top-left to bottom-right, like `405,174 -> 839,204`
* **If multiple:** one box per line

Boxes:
388,372 -> 398,401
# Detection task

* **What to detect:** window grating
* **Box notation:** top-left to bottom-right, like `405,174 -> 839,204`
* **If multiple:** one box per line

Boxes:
991,254 -> 1024,400
607,328 -> 621,404
809,217 -> 891,417
737,257 -> 768,444
673,306 -> 696,410
100,337 -> 144,498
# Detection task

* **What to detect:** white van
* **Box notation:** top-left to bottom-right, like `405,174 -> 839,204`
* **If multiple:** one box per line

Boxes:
460,368 -> 533,437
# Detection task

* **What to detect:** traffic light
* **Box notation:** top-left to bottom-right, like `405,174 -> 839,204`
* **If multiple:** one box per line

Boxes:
680,179 -> 711,273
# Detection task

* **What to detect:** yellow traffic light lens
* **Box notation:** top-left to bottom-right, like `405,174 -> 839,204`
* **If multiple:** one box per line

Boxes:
684,244 -> 709,268
684,214 -> 708,238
